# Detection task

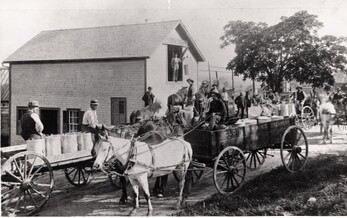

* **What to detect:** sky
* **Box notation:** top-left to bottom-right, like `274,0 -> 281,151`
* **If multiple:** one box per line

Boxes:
1,0 -> 347,88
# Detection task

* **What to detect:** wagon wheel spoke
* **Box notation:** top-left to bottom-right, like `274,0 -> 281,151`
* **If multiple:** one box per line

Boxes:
29,165 -> 44,180
216,170 -> 227,175
27,156 -> 37,177
13,159 -> 24,180
29,187 -> 47,199
27,189 -> 39,210
4,170 -> 23,183
2,181 -> 22,187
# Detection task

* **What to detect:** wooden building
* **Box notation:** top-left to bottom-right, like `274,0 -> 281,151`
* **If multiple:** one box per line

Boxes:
4,21 -> 205,145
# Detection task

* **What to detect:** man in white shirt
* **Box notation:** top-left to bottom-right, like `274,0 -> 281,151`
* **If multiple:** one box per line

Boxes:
21,101 -> 44,140
221,87 -> 230,117
82,99 -> 100,134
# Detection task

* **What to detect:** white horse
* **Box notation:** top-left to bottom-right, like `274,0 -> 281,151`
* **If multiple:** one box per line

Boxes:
92,128 -> 192,216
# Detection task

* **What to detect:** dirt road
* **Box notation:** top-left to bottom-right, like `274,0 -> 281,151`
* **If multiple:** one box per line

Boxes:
37,125 -> 347,216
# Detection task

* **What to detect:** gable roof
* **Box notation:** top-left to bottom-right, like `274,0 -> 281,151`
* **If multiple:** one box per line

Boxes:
4,20 -> 204,63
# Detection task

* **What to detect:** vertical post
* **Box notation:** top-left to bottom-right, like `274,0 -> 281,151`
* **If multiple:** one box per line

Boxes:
231,69 -> 234,91
215,71 -> 219,89
208,62 -> 212,88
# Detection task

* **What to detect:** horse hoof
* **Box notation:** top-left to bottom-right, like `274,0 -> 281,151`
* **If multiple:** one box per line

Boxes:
129,209 -> 137,216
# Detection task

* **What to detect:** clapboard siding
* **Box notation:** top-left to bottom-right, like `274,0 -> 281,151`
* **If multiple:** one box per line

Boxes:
10,60 -> 145,145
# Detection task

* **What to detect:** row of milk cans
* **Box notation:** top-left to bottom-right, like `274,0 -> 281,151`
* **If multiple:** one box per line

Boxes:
26,133 -> 94,156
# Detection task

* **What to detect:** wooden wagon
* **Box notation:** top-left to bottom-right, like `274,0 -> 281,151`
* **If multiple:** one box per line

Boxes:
1,141 -> 105,216
183,117 -> 309,195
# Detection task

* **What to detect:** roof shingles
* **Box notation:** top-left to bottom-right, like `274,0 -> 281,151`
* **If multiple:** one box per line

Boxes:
5,21 -> 205,62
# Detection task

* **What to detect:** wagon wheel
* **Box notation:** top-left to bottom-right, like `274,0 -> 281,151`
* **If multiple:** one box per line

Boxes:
173,166 -> 204,185
244,148 -> 267,171
108,174 -> 129,189
64,166 -> 93,187
213,146 -> 246,195
280,126 -> 308,173
301,106 -> 315,130
1,151 -> 54,216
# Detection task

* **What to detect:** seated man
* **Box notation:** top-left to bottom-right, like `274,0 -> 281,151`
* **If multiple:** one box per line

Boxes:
204,89 -> 227,130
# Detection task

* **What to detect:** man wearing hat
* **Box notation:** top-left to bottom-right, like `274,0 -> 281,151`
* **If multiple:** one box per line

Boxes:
142,87 -> 155,107
235,92 -> 246,119
82,99 -> 100,134
186,78 -> 196,106
292,86 -> 307,114
204,89 -> 227,130
21,101 -> 44,141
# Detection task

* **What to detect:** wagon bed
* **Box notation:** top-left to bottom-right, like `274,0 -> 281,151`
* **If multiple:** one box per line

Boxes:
183,117 -> 309,195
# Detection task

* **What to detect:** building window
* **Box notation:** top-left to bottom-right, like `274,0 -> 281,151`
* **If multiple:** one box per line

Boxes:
16,107 -> 28,135
63,109 -> 84,133
68,110 -> 80,132
168,45 -> 183,82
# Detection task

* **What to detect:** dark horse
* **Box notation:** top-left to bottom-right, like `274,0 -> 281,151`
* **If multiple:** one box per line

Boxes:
167,87 -> 188,114
129,101 -> 162,124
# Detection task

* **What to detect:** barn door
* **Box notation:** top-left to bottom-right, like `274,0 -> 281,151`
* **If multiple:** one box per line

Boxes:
111,98 -> 127,125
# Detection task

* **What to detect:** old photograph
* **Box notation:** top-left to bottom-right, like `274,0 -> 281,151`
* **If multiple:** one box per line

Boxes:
1,0 -> 347,216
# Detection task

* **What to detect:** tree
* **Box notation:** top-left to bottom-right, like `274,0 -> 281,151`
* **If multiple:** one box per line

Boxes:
220,11 -> 347,92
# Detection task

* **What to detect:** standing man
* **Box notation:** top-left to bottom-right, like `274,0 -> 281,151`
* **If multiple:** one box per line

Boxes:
291,86 -> 307,114
221,87 -> 230,117
21,101 -> 44,141
142,87 -> 155,107
171,53 -> 182,82
82,99 -> 100,135
235,92 -> 246,119
186,78 -> 196,106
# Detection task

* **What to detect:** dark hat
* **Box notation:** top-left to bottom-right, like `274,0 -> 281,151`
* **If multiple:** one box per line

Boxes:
212,84 -> 217,87
148,86 -> 153,90
186,78 -> 194,83
28,100 -> 39,108
296,86 -> 302,90
210,89 -> 221,97
90,99 -> 99,105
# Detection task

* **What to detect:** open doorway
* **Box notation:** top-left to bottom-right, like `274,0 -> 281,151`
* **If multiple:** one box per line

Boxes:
40,108 -> 60,135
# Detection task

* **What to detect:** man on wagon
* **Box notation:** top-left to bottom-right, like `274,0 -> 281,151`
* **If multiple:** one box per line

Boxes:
20,100 -> 44,141
82,99 -> 100,136
204,89 -> 227,130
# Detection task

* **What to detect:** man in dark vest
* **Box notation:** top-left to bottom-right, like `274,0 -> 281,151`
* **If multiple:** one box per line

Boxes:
21,101 -> 44,141
205,89 -> 227,130
142,87 -> 155,106
292,86 -> 307,114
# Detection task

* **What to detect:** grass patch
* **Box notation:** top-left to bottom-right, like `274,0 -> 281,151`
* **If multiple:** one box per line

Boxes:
176,154 -> 347,216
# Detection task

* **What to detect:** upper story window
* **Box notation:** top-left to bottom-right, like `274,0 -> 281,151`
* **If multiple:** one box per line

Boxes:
168,45 -> 184,82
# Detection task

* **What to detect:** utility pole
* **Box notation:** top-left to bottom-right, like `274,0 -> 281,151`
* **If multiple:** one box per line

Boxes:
231,69 -> 234,91
208,62 -> 212,88
215,71 -> 219,89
